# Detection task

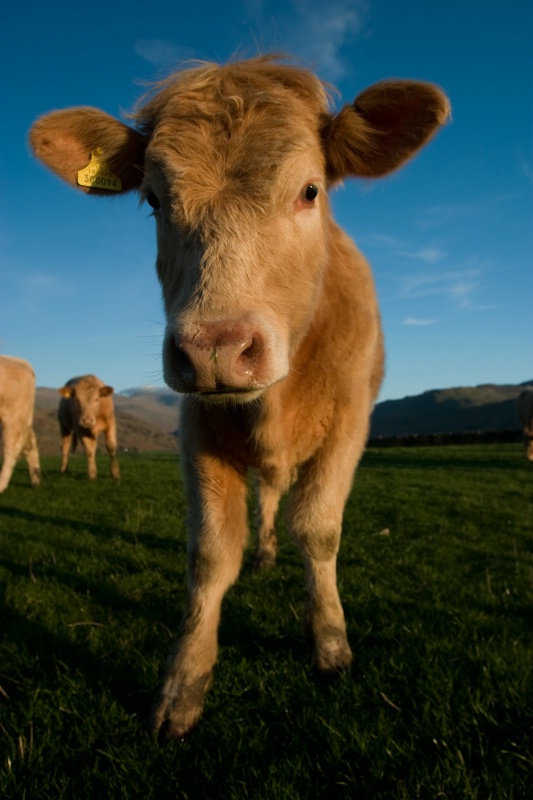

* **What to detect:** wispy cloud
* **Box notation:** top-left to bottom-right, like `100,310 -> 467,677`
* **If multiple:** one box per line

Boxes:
397,246 -> 447,265
403,317 -> 437,326
367,233 -> 447,264
400,266 -> 484,309
415,193 -> 521,231
282,0 -> 369,80
23,273 -> 57,288
6,266 -> 73,298
366,232 -> 493,312
517,153 -> 533,183
241,0 -> 369,80
134,40 -> 195,69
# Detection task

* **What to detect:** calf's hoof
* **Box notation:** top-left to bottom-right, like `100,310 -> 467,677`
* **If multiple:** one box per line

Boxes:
149,671 -> 212,743
313,631 -> 353,674
254,550 -> 277,570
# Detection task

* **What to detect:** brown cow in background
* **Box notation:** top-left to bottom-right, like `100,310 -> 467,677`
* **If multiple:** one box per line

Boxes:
0,355 -> 41,493
31,56 -> 449,740
58,375 -> 120,480
518,388 -> 533,461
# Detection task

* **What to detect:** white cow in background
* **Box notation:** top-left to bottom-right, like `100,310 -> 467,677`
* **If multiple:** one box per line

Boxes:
0,355 -> 41,493
518,388 -> 533,461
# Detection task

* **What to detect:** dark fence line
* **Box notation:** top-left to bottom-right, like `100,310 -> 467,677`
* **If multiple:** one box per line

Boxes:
368,429 -> 523,448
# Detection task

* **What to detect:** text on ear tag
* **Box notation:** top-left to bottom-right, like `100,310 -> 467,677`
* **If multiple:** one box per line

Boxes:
77,148 -> 122,191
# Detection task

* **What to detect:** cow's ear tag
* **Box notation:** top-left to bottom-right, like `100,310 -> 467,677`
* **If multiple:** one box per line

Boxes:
77,148 -> 122,191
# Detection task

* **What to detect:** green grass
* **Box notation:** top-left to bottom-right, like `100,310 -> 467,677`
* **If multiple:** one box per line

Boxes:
1,445 -> 532,799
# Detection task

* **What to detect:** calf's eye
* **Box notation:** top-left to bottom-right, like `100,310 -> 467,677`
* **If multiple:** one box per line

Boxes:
146,191 -> 161,211
303,184 -> 319,202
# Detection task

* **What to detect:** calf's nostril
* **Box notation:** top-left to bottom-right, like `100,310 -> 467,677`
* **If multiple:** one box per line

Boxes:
174,344 -> 196,382
235,337 -> 263,375
165,334 -> 197,388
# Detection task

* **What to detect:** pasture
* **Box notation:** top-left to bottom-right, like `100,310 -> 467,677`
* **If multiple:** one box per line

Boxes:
1,444 -> 532,799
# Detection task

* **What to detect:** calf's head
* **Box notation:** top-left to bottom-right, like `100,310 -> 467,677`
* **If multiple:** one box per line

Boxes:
31,57 -> 449,402
59,376 -> 114,429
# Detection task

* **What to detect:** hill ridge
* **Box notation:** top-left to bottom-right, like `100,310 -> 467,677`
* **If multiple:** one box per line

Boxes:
370,381 -> 530,438
31,380 -> 530,454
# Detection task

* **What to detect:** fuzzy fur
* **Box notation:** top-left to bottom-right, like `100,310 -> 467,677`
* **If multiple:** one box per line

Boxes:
0,355 -> 41,493
30,55 -> 449,741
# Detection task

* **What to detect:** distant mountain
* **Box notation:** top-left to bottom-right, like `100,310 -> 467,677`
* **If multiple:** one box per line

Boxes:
32,380 -> 530,455
115,387 -> 182,434
370,381 -> 531,438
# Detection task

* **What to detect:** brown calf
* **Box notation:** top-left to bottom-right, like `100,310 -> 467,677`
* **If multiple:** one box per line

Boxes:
518,388 -> 533,461
30,56 -> 449,739
0,355 -> 41,493
58,375 -> 120,480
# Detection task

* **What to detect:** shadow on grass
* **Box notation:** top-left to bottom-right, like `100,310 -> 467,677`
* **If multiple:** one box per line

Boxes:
0,504 -> 184,558
0,504 -> 124,538
1,605 -> 155,722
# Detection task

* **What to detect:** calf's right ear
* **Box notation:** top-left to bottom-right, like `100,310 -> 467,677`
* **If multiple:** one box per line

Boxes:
323,80 -> 450,183
59,386 -> 73,398
29,108 -> 147,194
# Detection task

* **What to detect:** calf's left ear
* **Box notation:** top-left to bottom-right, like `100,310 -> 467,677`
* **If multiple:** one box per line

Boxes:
29,108 -> 147,194
100,386 -> 114,397
323,80 -> 450,183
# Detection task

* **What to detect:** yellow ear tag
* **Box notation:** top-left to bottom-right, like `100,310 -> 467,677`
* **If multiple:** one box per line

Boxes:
77,148 -> 122,191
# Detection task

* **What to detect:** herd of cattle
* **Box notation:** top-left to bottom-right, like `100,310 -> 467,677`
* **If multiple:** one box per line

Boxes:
0,355 -> 119,492
1,55 -> 531,740
2,353 -> 532,495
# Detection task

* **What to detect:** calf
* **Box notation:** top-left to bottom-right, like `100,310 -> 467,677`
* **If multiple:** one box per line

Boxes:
0,355 -> 41,493
518,388 -> 533,461
58,375 -> 120,480
30,56 -> 449,739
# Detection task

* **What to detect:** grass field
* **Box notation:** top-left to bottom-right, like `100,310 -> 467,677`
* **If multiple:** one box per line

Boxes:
1,444 -> 532,799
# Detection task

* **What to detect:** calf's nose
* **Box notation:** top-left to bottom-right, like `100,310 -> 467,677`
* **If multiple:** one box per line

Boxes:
173,320 -> 267,393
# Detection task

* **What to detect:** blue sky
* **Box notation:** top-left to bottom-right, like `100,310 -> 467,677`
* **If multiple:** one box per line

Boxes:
1,0 -> 531,401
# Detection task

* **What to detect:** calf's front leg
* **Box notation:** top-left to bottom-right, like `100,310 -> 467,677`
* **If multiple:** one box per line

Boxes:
255,477 -> 281,569
289,407 -> 370,672
104,425 -> 120,480
0,426 -> 23,493
150,436 -> 249,741
23,428 -> 41,487
59,431 -> 73,473
80,435 -> 98,480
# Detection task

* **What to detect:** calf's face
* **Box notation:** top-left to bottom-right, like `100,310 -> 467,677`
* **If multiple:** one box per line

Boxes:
60,379 -> 113,428
145,115 -> 329,401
